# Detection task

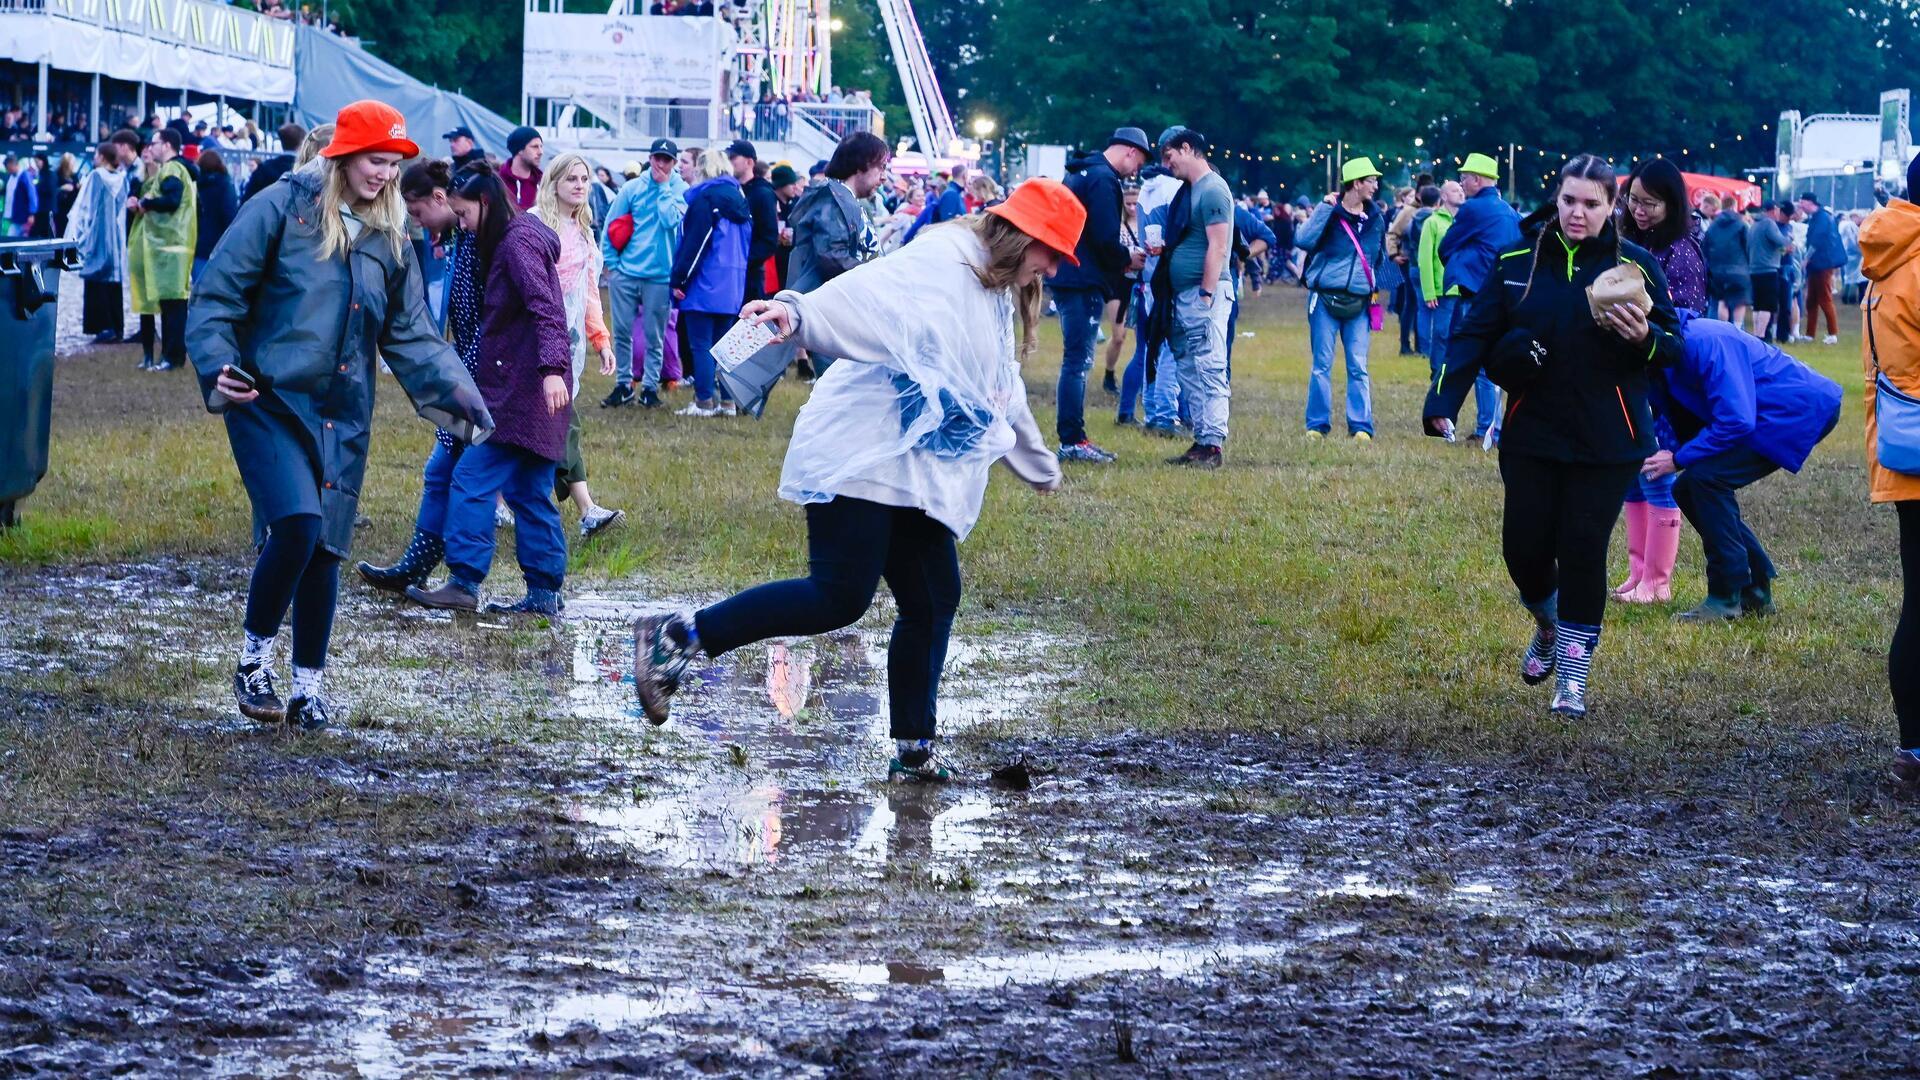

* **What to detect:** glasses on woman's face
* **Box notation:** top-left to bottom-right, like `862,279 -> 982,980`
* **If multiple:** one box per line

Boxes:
1626,194 -> 1663,215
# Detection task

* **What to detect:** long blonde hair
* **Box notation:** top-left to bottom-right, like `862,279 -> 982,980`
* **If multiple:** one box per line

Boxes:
961,212 -> 1044,358
533,152 -> 595,239
305,153 -> 410,263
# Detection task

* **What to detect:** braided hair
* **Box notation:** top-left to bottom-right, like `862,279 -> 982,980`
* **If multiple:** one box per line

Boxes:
1519,154 -> 1620,305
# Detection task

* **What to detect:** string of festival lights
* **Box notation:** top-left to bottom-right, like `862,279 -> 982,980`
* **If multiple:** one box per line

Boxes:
1207,123 -> 1778,191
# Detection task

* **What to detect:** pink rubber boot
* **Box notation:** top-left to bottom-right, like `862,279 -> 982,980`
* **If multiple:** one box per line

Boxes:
1620,507 -> 1682,604
1613,501 -> 1649,599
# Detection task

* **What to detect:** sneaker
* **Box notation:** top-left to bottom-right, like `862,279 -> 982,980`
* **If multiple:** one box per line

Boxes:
795,357 -> 816,383
1740,583 -> 1775,618
632,613 -> 698,726
286,695 -> 332,732
676,402 -> 719,417
1101,371 -> 1119,396
888,740 -> 953,783
716,402 -> 739,417
483,588 -> 564,616
1115,415 -> 1138,427
1352,431 -> 1373,444
638,388 -> 663,409
495,503 -> 515,529
1142,423 -> 1184,440
138,354 -> 154,371
93,329 -> 122,344
579,506 -> 626,542
1057,440 -> 1117,463
1821,335 -> 1839,346
1893,749 -> 1920,787
599,383 -> 636,408
151,359 -> 182,372
1168,443 -> 1222,469
1304,429 -> 1326,441
233,662 -> 286,723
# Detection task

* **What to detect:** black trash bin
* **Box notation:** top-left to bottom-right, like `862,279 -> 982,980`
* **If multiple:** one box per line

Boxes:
0,239 -> 79,528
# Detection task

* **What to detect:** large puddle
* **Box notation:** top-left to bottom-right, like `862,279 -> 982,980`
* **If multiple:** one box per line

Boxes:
558,588 -> 1063,875
6,563 -> 1918,1076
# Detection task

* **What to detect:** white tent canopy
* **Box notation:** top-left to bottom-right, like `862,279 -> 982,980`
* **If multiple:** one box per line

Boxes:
0,0 -> 296,104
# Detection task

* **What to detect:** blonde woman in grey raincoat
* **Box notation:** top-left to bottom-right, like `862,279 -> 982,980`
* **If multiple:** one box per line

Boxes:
189,100 -> 492,731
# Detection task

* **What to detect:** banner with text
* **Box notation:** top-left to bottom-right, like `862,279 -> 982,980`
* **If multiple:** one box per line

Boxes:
523,14 -> 732,103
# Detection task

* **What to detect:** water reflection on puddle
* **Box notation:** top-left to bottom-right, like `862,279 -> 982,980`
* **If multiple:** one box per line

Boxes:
809,942 -> 1285,998
559,594 -> 1066,874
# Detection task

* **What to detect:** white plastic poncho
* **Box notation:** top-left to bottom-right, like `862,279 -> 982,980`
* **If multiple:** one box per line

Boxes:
775,225 -> 1059,541
62,165 -> 129,284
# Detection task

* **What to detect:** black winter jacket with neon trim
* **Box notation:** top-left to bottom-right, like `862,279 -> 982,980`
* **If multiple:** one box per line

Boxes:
1423,220 -> 1683,464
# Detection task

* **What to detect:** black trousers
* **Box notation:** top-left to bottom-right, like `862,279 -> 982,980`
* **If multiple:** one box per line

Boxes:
1672,445 -> 1782,597
82,279 -> 123,337
138,299 -> 187,363
1895,501 -> 1920,749
1499,453 -> 1640,626
695,497 -> 961,741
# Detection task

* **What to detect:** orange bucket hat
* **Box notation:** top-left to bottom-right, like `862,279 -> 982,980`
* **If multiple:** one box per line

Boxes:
987,177 -> 1086,265
320,100 -> 420,160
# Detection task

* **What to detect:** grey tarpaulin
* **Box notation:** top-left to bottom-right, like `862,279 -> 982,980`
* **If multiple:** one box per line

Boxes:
718,340 -> 798,419
292,26 -> 517,159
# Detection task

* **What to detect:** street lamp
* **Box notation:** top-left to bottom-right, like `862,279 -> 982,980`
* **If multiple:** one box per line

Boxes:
829,17 -> 844,31
972,117 -> 999,183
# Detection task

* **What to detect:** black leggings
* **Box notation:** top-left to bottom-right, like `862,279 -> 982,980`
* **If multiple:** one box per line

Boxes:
695,497 -> 961,741
1499,453 -> 1640,626
1895,501 -> 1920,749
243,513 -> 341,670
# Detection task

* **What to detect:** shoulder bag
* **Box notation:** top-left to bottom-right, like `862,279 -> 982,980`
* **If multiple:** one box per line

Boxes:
1867,288 -> 1920,475
1330,216 -> 1382,328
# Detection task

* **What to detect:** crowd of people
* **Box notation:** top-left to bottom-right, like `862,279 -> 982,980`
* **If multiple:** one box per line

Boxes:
1036,123 -> 1909,772
47,94 -> 1908,786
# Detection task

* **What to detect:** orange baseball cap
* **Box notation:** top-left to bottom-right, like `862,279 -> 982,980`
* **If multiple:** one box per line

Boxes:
986,177 -> 1086,265
320,100 -> 420,160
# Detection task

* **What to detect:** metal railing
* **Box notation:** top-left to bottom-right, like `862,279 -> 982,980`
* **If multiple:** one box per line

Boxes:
10,0 -> 296,67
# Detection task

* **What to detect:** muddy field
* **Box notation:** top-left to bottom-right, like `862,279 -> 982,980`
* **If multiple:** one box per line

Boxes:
2,559 -> 1918,1076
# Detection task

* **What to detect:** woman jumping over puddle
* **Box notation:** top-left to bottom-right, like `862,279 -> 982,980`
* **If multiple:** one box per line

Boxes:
190,101 -> 491,730
631,179 -> 1078,780
1423,154 -> 1683,718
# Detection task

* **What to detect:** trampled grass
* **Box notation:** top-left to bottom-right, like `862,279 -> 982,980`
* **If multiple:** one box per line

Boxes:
7,286 -> 1900,787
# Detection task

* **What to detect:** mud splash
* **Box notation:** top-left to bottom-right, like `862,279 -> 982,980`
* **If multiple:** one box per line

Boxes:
5,561 -> 1920,1076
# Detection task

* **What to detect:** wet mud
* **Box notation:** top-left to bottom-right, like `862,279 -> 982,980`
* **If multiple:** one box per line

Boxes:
3,561 -> 1918,1076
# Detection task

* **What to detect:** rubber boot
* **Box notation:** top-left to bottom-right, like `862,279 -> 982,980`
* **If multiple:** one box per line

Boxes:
1521,593 -> 1558,686
1674,592 -> 1743,622
1612,501 -> 1649,598
355,529 -> 445,593
1619,507 -> 1681,604
1550,621 -> 1602,717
